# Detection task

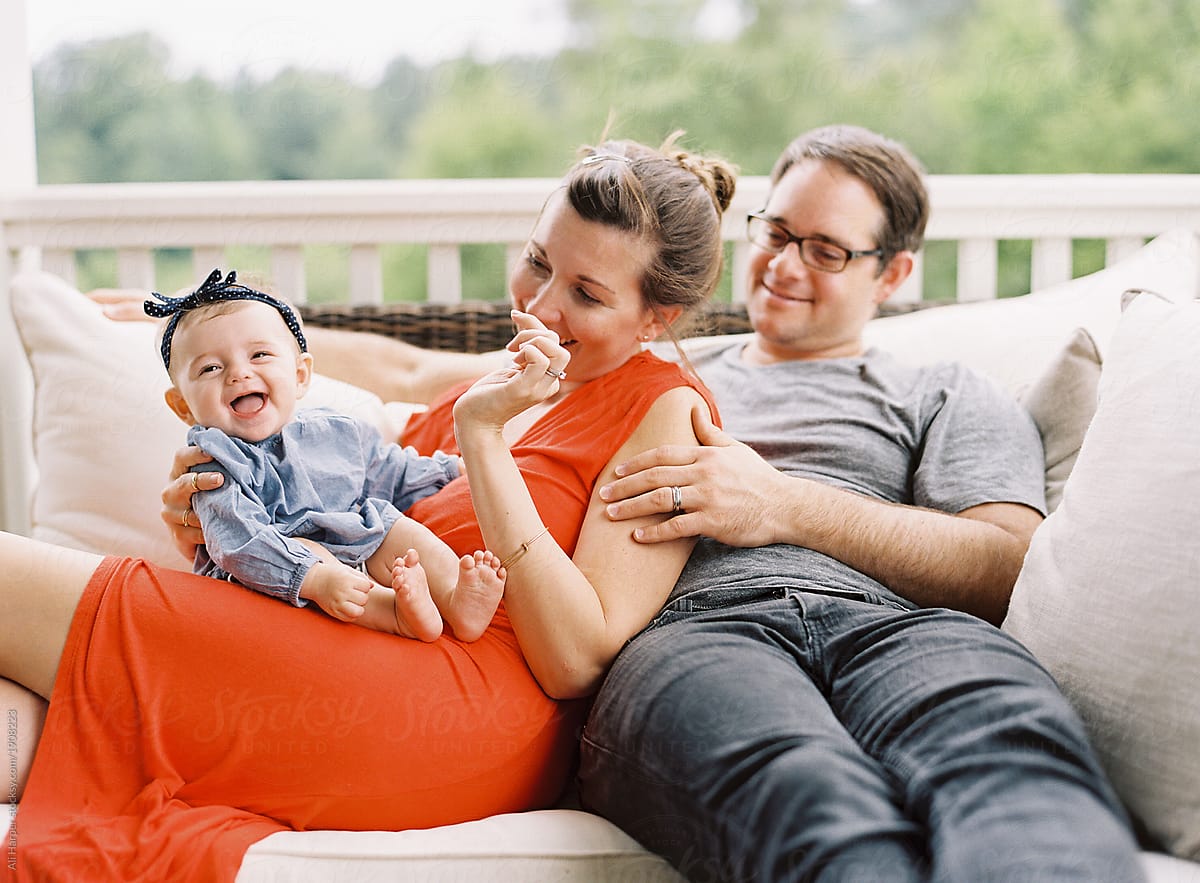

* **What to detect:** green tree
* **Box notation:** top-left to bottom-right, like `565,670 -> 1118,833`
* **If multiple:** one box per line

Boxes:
401,60 -> 567,177
1049,0 -> 1200,171
565,0 -> 714,46
907,0 -> 1080,172
231,69 -> 390,179
34,34 -> 257,182
373,57 -> 433,158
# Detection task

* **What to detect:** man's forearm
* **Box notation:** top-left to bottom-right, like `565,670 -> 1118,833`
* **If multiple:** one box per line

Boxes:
775,478 -> 1037,624
600,429 -> 1039,624
305,326 -> 503,404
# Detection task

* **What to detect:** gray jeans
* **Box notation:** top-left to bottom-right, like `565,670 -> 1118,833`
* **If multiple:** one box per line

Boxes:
579,589 -> 1145,882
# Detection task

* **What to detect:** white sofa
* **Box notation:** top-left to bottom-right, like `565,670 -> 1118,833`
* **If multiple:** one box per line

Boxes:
4,229 -> 1200,881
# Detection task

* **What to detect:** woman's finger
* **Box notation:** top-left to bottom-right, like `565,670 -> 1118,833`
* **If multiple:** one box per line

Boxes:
511,332 -> 569,374
508,328 -> 561,358
169,445 -> 215,480
510,308 -> 547,332
515,342 -> 571,391
86,287 -> 144,304
161,470 -> 222,525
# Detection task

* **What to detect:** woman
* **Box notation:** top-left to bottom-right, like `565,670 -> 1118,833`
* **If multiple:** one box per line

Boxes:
0,135 -> 736,882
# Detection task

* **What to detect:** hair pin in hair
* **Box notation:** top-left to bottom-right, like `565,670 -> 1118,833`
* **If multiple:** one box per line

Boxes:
581,153 -> 633,166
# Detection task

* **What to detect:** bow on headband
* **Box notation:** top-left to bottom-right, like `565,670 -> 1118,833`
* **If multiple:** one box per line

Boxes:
144,269 -> 307,371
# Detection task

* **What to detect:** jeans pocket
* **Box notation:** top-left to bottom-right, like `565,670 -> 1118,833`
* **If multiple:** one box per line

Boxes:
797,585 -> 912,612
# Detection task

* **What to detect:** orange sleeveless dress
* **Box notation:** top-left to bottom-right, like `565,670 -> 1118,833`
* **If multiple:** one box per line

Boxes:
8,351 -> 716,882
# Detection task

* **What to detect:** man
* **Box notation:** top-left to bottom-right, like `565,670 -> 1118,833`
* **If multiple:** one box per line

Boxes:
576,125 -> 1144,881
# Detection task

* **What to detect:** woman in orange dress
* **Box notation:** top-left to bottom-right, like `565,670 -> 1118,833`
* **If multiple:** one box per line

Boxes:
0,135 -> 735,882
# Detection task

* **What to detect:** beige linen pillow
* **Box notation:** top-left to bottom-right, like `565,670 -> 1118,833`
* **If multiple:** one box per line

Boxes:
1002,290 -> 1200,860
11,271 -> 400,568
1016,327 -> 1102,512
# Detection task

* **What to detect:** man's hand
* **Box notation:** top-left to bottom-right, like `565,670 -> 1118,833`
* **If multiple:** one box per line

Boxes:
600,404 -> 788,547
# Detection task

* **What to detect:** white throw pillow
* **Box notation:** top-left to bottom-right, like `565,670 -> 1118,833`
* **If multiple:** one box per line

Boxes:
11,271 -> 399,569
1002,291 -> 1200,861
862,228 -> 1200,395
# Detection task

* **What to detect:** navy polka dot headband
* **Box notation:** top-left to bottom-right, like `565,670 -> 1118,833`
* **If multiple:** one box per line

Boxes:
143,268 -> 307,371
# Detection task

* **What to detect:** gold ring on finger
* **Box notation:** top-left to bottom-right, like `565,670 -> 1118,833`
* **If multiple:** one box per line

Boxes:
181,507 -> 193,529
189,472 -> 200,491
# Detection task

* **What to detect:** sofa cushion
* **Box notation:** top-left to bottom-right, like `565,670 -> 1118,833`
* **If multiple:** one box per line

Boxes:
10,271 -> 401,568
3,802 -> 1191,881
238,810 -> 686,881
1003,290 -> 1200,861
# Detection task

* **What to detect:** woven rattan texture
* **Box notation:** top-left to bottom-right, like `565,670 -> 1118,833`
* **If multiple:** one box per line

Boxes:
299,300 -> 929,353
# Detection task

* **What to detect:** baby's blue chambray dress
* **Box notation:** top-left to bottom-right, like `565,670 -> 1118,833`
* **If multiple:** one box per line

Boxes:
187,407 -> 460,606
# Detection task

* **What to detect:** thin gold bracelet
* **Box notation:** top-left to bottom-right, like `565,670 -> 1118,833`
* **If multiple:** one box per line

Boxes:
500,526 -> 551,570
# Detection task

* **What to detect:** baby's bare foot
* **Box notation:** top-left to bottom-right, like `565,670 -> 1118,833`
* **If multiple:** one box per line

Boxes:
445,550 -> 505,642
392,549 -> 444,642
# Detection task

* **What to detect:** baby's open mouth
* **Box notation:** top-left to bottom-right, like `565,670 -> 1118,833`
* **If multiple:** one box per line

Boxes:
231,393 -> 266,414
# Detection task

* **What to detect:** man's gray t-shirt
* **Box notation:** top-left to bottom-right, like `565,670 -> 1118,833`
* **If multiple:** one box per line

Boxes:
670,339 -> 1046,610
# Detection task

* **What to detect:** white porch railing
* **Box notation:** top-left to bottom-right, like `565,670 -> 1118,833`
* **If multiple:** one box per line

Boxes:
3,172 -> 1200,537
4,175 -> 1200,307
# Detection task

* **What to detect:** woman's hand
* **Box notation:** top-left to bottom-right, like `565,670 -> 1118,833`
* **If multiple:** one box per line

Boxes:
451,309 -> 570,433
162,445 -> 224,560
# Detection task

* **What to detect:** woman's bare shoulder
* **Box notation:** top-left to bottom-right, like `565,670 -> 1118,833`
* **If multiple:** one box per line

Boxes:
625,384 -> 710,448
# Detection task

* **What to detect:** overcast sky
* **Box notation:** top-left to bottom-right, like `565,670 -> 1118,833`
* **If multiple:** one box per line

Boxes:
24,0 -> 572,82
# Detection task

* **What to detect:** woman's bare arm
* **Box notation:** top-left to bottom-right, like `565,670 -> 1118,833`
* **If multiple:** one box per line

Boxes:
455,372 -> 707,700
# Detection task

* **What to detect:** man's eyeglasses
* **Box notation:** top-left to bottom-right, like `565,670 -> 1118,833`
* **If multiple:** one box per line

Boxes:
746,212 -> 884,273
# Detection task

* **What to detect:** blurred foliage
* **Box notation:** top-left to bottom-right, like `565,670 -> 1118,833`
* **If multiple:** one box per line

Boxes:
30,0 -> 1200,299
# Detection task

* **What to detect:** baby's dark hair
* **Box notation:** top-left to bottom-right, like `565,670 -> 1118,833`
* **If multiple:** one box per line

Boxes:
145,269 -> 305,376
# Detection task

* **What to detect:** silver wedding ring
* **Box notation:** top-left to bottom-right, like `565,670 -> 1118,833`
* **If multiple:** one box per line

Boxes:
181,507 -> 194,529
670,485 -> 684,514
545,368 -> 567,380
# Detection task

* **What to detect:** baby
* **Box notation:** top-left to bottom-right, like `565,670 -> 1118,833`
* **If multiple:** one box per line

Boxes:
146,269 -> 503,642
